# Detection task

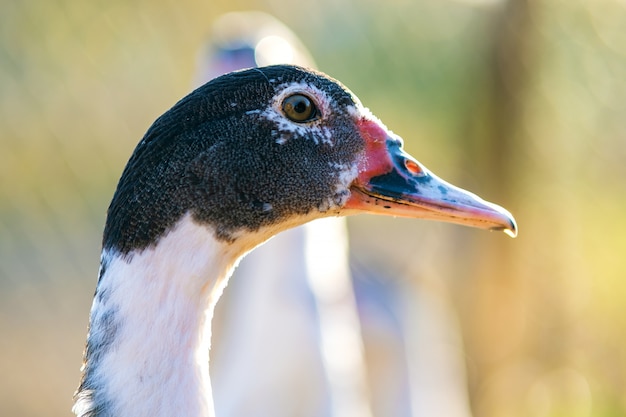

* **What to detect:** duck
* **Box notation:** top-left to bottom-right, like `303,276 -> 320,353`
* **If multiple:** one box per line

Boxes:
73,64 -> 516,417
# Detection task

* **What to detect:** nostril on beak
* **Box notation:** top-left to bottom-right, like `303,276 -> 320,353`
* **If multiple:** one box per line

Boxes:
404,158 -> 425,177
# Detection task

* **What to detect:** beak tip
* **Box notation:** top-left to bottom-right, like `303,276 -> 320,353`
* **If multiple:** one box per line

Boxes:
495,214 -> 518,238
503,224 -> 518,238
508,219 -> 518,238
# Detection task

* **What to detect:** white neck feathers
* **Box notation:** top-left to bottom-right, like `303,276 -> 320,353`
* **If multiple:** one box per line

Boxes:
74,215 -> 247,417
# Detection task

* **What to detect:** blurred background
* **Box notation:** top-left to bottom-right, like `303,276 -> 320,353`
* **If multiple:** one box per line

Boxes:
1,0 -> 625,416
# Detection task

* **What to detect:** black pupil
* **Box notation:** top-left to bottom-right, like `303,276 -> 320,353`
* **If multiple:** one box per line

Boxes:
294,98 -> 308,113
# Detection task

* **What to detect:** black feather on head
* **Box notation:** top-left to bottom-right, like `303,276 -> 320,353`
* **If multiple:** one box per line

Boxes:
104,65 -> 366,254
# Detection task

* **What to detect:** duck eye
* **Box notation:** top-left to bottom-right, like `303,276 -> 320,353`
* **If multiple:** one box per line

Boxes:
282,94 -> 318,122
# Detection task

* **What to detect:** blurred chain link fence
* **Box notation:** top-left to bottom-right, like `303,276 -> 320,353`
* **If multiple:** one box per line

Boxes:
2,0 -> 626,416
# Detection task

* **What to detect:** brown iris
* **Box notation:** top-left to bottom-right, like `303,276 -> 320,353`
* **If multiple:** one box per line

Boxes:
282,94 -> 318,122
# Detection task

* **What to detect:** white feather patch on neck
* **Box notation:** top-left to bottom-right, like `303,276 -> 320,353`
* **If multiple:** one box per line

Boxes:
77,214 -> 252,417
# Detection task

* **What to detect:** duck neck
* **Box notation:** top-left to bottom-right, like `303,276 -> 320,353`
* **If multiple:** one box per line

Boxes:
74,216 -> 245,417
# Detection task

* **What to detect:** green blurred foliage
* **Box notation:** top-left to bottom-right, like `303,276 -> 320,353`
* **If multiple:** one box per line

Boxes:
1,0 -> 625,416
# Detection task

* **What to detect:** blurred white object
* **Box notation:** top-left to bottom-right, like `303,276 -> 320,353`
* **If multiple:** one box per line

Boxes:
194,11 -> 315,83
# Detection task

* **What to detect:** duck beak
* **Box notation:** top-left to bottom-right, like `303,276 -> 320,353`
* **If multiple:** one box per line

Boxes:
345,118 -> 517,237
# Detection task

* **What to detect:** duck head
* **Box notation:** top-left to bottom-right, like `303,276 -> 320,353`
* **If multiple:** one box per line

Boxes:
104,65 -> 516,255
